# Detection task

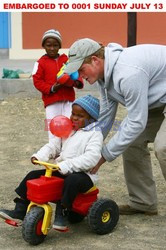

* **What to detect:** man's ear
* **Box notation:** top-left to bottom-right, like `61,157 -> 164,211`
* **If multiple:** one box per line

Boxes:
91,55 -> 98,61
91,56 -> 103,68
91,55 -> 100,65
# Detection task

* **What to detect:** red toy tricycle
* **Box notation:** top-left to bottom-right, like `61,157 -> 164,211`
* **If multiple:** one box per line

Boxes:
7,160 -> 119,245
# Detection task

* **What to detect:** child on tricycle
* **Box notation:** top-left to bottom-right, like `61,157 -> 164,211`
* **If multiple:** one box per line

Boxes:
0,95 -> 119,245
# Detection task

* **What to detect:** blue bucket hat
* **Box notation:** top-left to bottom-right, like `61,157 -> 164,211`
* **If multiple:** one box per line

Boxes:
73,95 -> 100,121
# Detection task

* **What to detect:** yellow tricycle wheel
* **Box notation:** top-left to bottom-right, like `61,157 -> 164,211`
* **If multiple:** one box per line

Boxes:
102,211 -> 111,223
88,198 -> 119,235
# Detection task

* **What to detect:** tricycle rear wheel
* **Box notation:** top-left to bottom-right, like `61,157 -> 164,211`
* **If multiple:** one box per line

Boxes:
22,206 -> 46,245
88,198 -> 119,235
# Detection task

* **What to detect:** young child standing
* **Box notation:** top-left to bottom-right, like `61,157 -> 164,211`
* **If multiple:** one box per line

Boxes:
32,29 -> 83,140
0,95 -> 103,231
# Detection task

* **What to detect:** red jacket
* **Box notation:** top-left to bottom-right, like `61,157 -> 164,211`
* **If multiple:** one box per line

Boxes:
32,54 -> 83,107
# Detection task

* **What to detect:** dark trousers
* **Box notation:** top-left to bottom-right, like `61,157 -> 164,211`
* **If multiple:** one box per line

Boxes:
15,170 -> 93,209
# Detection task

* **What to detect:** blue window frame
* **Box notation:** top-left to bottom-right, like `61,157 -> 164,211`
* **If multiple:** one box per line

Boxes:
0,12 -> 11,49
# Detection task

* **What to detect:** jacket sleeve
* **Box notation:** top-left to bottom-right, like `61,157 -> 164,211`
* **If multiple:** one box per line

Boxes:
58,132 -> 103,175
32,138 -> 61,162
102,71 -> 149,162
32,61 -> 54,95
96,83 -> 118,139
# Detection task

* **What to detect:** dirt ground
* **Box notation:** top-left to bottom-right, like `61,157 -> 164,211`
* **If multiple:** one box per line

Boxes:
0,92 -> 165,250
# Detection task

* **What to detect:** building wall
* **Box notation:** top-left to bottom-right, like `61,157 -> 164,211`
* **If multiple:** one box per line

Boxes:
22,12 -> 127,49
137,13 -> 166,45
9,12 -> 127,59
9,12 -> 166,59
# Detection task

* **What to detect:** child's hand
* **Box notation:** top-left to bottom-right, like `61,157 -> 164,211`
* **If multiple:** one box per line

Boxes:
31,157 -> 39,165
52,83 -> 62,93
58,166 -> 69,176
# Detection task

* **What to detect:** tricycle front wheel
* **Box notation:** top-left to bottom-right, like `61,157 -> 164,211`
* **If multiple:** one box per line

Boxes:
22,207 -> 46,245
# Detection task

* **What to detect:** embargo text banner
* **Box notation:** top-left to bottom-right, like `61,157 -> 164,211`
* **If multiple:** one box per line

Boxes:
0,0 -> 166,12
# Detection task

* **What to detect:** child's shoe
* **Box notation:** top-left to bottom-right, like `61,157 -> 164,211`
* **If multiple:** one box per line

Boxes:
0,198 -> 28,223
53,201 -> 68,231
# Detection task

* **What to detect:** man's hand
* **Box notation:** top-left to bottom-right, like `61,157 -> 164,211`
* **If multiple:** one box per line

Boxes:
74,80 -> 83,89
90,156 -> 106,174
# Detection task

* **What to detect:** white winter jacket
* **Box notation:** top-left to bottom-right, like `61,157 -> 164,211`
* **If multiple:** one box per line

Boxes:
32,124 -> 103,184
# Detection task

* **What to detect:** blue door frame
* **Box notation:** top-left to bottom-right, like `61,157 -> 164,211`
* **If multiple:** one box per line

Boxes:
0,12 -> 11,49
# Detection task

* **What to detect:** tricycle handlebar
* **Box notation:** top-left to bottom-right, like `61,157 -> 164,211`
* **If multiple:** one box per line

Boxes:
33,160 -> 59,171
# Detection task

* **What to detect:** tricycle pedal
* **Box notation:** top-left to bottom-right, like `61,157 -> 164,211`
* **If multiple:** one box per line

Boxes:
5,219 -> 22,227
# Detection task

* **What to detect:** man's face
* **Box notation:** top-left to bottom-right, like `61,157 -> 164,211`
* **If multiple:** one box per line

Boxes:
78,56 -> 104,84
